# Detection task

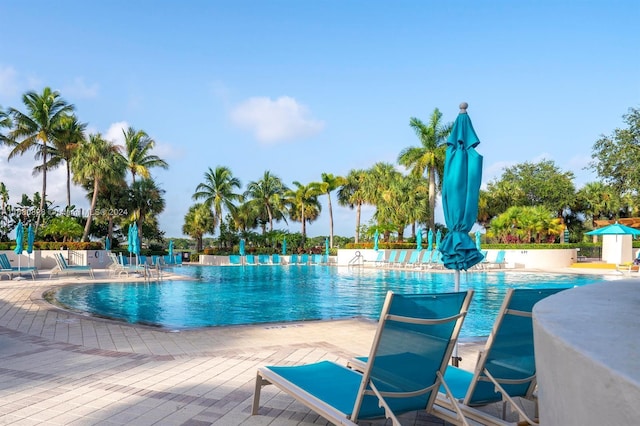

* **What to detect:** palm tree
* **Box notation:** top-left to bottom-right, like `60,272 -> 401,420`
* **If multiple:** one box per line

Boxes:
317,173 -> 346,248
71,133 -> 123,241
366,162 -> 403,241
284,181 -> 322,241
122,127 -> 168,183
7,88 -> 75,231
193,166 -> 243,237
233,200 -> 261,234
0,105 -> 11,146
337,169 -> 368,243
398,108 -> 452,233
183,203 -> 215,252
129,178 -> 166,242
40,114 -> 86,208
244,171 -> 288,232
0,182 -> 10,241
576,182 -> 620,226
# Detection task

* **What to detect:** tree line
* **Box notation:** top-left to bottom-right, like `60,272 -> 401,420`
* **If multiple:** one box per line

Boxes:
2,87 -> 638,253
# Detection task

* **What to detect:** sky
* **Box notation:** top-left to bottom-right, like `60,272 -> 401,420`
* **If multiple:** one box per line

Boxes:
1,1 -> 638,240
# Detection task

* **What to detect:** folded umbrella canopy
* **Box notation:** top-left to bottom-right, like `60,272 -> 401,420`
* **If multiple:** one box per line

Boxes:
373,229 -> 379,251
440,103 -> 485,290
14,221 -> 24,276
239,239 -> 245,256
427,228 -> 433,250
416,227 -> 423,251
282,238 -> 287,255
27,224 -> 35,268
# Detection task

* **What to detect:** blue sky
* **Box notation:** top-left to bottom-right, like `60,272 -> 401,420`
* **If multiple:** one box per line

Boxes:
1,1 -> 638,240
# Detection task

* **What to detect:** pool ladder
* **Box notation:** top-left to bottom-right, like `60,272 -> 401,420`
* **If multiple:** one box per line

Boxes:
348,251 -> 364,268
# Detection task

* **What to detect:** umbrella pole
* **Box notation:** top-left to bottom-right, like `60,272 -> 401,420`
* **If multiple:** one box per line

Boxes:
14,255 -> 25,281
452,269 -> 461,366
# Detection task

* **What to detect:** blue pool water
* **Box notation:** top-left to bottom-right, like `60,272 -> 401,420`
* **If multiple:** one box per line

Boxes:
53,266 -> 613,337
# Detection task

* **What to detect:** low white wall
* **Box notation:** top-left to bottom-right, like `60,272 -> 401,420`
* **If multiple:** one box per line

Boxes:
1,249 -> 111,269
533,281 -> 640,425
336,248 -> 578,268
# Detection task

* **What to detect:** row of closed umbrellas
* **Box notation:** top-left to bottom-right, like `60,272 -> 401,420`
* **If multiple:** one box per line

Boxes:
239,237 -> 330,256
373,228 -> 482,252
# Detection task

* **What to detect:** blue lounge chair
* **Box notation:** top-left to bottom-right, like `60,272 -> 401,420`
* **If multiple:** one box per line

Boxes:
418,250 -> 434,269
51,253 -> 94,279
476,250 -> 489,270
271,254 -> 281,264
486,250 -> 506,269
289,254 -> 298,265
378,249 -> 397,268
0,253 -> 38,280
229,255 -> 242,265
252,290 -> 474,425
391,250 -> 408,268
258,254 -> 271,265
245,254 -> 257,265
429,250 -> 444,269
432,288 -> 568,426
403,250 -> 421,268
371,251 -> 385,266
300,253 -> 309,265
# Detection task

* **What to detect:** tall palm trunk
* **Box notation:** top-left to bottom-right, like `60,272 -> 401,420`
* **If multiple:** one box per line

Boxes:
427,166 -> 436,232
354,202 -> 362,243
82,178 -> 100,241
66,162 -> 72,208
36,147 -> 48,233
327,195 -> 334,248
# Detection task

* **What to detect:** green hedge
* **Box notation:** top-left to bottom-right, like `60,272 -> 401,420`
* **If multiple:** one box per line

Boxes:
0,241 -> 104,250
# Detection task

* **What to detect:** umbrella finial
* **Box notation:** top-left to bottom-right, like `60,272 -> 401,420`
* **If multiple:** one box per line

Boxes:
459,102 -> 468,113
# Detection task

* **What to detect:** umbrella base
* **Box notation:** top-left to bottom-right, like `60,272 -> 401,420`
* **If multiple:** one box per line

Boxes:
13,276 -> 26,281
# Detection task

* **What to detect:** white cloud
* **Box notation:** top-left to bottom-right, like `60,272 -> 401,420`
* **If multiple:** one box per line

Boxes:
62,77 -> 99,99
0,145 -> 87,212
230,96 -> 325,144
104,121 -> 129,145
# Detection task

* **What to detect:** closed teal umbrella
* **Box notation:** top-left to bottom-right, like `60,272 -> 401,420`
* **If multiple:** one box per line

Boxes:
14,221 -> 24,256
105,236 -> 111,251
440,103 -> 484,289
27,224 -> 35,268
14,221 -> 24,275
416,228 -> 423,251
128,223 -> 140,264
239,239 -> 245,256
428,229 -> 433,250
475,230 -> 482,251
325,237 -> 329,256
282,238 -> 287,255
435,229 -> 442,250
373,230 -> 379,251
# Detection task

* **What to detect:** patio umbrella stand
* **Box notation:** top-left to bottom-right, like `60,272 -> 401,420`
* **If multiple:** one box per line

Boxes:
439,103 -> 485,365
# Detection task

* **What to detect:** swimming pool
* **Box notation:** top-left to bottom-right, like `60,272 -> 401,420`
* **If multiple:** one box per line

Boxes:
53,266 -> 613,337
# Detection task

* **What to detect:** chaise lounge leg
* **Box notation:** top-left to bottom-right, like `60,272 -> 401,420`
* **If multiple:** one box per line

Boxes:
252,372 -> 269,415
